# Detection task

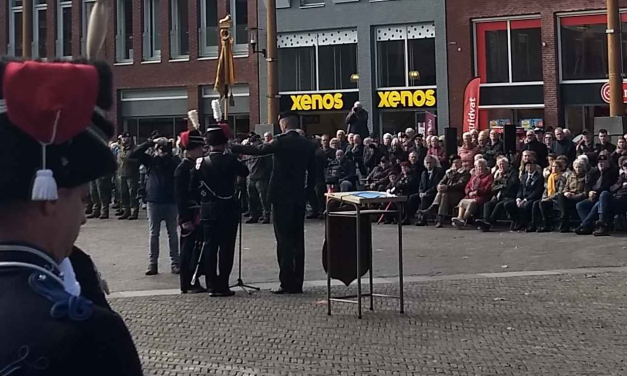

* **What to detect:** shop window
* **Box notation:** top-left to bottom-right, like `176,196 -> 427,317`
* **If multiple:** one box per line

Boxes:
9,0 -> 23,57
57,1 -> 73,58
170,0 -> 189,58
475,18 -> 543,84
380,110 -> 434,136
34,0 -> 48,59
116,0 -> 133,62
279,47 -> 317,92
485,108 -> 544,131
559,14 -> 627,81
318,44 -> 358,90
143,0 -> 162,61
376,23 -> 436,89
301,0 -> 324,6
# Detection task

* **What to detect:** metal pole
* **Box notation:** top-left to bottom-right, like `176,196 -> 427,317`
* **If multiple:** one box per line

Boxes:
266,0 -> 279,126
23,0 -> 32,58
607,0 -> 624,116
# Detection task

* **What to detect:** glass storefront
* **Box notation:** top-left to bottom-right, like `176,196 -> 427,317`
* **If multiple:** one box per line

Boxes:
123,117 -> 188,142
380,109 -> 436,136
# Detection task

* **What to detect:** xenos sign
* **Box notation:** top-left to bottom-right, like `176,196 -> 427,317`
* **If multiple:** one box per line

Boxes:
378,89 -> 436,108
291,93 -> 344,111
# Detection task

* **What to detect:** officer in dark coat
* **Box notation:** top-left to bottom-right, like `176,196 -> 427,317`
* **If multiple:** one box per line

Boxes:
191,125 -> 249,297
231,111 -> 316,294
0,58 -> 143,375
175,128 -> 206,294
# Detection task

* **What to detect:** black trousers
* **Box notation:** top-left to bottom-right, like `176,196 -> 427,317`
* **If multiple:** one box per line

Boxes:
273,201 -> 306,291
532,199 -> 555,228
503,199 -> 536,225
406,192 -> 435,219
483,199 -> 512,223
556,194 -> 585,229
308,183 -> 327,216
201,202 -> 239,293
179,225 -> 203,292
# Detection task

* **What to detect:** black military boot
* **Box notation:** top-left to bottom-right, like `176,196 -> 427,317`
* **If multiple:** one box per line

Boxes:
128,209 -> 139,220
145,264 -> 158,276
99,207 -> 109,219
118,209 -> 130,220
87,209 -> 100,219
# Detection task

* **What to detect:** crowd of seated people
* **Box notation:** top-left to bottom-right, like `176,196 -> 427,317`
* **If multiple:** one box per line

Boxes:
311,126 -> 627,237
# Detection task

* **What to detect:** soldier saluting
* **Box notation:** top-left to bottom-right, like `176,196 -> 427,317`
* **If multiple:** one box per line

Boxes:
191,123 -> 248,297
0,58 -> 142,374
231,111 -> 316,294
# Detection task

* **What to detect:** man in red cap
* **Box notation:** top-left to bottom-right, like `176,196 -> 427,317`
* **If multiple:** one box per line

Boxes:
0,58 -> 142,374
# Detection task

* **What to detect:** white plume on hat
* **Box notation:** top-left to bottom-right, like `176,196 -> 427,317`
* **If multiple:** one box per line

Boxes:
187,110 -> 200,130
211,100 -> 223,123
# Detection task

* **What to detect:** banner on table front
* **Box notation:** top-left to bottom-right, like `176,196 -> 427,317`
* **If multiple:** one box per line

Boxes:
462,78 -> 481,132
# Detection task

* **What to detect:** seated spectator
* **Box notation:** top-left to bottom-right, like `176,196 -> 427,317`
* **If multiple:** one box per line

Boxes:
556,155 -> 570,172
394,162 -> 421,224
452,159 -> 494,228
458,132 -> 480,165
348,134 -> 367,176
367,156 -> 394,191
530,160 -> 567,232
575,153 -> 620,235
470,129 -> 479,145
582,156 -> 627,236
338,152 -> 357,192
577,130 -> 597,165
477,157 -> 519,232
391,138 -> 408,164
418,155 -> 471,228
543,153 -> 557,179
611,137 -> 627,166
557,158 -> 588,233
428,136 -> 447,167
596,128 -> 617,154
329,137 -> 340,150
519,150 -> 542,179
325,150 -> 351,192
483,130 -> 504,168
504,161 -> 545,231
550,127 -> 576,165
544,132 -> 555,151
413,155 -> 445,226
405,127 -> 416,139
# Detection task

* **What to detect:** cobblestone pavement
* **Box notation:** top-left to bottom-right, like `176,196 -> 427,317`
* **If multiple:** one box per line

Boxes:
77,212 -> 627,293
113,272 -> 627,376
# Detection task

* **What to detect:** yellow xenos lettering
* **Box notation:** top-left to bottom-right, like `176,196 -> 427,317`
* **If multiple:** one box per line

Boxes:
291,93 -> 344,111
378,90 -> 436,108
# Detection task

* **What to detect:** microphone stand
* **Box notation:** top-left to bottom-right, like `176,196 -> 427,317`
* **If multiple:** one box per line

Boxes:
230,189 -> 260,294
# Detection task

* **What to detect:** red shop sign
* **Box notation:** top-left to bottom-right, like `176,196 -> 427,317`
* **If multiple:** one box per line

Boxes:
601,82 -> 627,104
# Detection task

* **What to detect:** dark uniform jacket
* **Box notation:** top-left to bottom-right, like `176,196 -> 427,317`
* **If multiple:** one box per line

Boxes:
174,158 -> 197,225
0,243 -> 143,376
517,172 -> 544,201
231,130 -> 316,205
117,145 -> 139,179
419,167 -> 444,196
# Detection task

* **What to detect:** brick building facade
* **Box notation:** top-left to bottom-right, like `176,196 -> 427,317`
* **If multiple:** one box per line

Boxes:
447,0 -> 627,135
0,0 -> 260,139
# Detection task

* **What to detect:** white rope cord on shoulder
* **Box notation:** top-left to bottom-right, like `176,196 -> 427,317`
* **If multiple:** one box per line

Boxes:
0,99 -> 6,114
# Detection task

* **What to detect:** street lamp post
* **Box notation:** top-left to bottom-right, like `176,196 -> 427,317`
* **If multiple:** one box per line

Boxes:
607,0 -> 624,116
23,0 -> 32,58
266,0 -> 279,127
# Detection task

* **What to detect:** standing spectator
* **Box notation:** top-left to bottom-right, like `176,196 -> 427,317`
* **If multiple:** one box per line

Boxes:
336,129 -> 348,151
130,137 -> 181,276
504,161 -> 544,231
611,137 -> 627,166
544,132 -> 555,151
346,133 -> 355,152
556,158 -> 588,232
405,127 -> 416,140
452,159 -> 493,228
470,129 -> 479,145
484,130 -> 504,168
419,156 -> 471,228
330,137 -> 340,151
346,101 -> 370,140
530,160 -> 567,232
409,134 -> 428,170
116,132 -> 140,220
412,155 -> 444,226
577,130 -> 597,164
596,128 -> 617,154
522,130 -> 549,168
590,156 -> 627,236
264,132 -> 273,143
246,135 -> 273,224
575,153 -> 619,235
308,138 -> 329,220
550,127 -> 576,165
391,138 -> 409,164
382,133 -> 393,154
477,157 -> 519,232
321,134 -> 336,161
458,132 -> 480,164
349,134 -> 367,176
86,174 -> 112,219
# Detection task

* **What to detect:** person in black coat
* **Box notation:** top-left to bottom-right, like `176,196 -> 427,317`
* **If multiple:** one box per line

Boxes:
0,58 -> 143,375
477,157 -> 520,231
550,127 -> 576,166
412,155 -> 444,225
345,102 -> 369,140
231,111 -> 316,294
522,130 -> 548,168
174,129 -> 206,294
504,161 -> 544,231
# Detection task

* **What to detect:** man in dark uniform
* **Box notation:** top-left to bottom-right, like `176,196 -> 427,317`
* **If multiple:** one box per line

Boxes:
0,58 -> 142,375
116,132 -> 140,220
175,128 -> 206,294
191,124 -> 249,297
231,111 -> 316,294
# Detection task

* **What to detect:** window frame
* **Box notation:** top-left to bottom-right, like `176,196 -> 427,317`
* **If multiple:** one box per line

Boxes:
82,0 -> 97,55
57,0 -> 73,58
199,0 -> 219,58
33,0 -> 48,59
230,0 -> 248,56
116,0 -> 134,63
277,31 -> 359,94
143,0 -> 162,61
374,24 -> 437,90
473,15 -> 543,87
8,0 -> 23,57
170,0 -> 189,59
557,11 -> 627,84
300,0 -> 325,7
